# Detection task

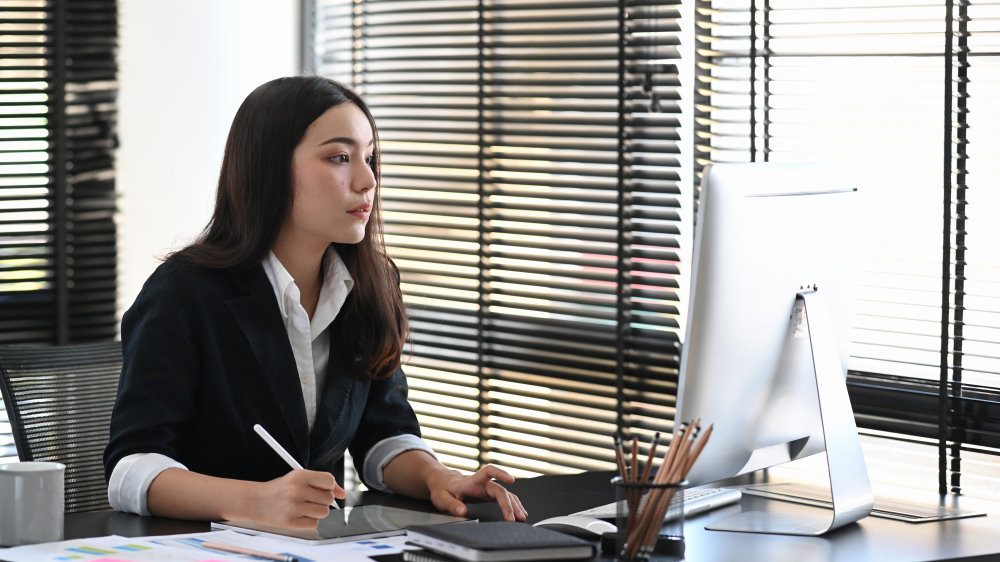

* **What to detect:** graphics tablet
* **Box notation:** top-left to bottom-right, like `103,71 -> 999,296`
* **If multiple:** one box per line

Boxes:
211,505 -> 467,545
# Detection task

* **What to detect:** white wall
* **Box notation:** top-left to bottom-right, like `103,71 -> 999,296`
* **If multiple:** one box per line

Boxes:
117,0 -> 300,318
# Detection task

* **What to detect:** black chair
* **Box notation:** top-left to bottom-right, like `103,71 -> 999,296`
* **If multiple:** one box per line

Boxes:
0,342 -> 122,513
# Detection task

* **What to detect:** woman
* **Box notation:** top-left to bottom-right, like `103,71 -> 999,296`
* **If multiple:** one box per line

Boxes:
104,76 -> 527,529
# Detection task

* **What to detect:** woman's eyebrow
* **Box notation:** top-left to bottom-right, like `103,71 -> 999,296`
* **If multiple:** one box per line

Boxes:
319,136 -> 374,147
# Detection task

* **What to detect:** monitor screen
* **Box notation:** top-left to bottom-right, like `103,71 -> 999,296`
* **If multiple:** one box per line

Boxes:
676,161 -> 859,487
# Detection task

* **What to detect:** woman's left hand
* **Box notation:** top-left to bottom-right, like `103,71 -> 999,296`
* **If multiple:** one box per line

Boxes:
425,465 -> 528,522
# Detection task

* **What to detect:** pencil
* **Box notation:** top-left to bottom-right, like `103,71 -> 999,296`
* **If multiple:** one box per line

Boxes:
618,420 -> 712,560
638,432 -> 661,485
614,434 -> 628,481
202,541 -> 298,562
656,421 -> 689,483
629,435 -> 639,486
624,428 -> 682,558
635,426 -> 700,556
680,424 -> 714,477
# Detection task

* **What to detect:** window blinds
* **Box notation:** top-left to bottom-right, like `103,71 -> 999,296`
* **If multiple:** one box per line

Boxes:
0,0 -> 118,460
0,0 -> 118,345
693,0 -> 1000,495
313,0 -> 684,476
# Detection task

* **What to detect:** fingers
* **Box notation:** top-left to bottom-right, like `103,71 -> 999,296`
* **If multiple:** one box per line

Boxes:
440,494 -> 469,517
474,464 -> 515,484
300,469 -> 346,499
291,507 -> 329,527
477,466 -> 526,521
435,465 -> 527,522
440,479 -> 527,522
483,478 -> 528,522
297,469 -> 339,492
303,486 -> 337,510
268,470 -> 343,525
291,469 -> 348,500
508,489 -> 528,521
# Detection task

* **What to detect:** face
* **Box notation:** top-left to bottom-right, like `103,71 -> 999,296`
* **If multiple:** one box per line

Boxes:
285,102 -> 377,250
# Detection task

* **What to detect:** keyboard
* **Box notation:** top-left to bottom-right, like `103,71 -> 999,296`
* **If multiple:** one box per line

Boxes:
570,486 -> 742,521
740,482 -> 987,523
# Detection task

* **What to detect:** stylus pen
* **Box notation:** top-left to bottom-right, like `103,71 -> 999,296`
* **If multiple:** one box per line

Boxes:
202,541 -> 298,562
253,423 -> 341,509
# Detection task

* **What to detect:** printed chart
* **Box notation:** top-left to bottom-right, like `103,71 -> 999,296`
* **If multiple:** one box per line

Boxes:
1,530 -> 412,562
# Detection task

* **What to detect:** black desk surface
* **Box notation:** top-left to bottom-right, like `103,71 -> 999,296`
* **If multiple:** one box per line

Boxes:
64,470 -> 1000,562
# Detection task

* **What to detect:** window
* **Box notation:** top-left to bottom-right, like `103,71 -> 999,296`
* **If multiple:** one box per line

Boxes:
0,0 -> 119,461
311,0 -> 685,476
694,0 -> 1000,498
312,0 -> 1000,499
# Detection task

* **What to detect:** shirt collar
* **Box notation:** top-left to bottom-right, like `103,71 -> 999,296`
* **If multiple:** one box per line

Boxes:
262,251 -> 296,320
261,247 -> 355,332
312,248 -> 354,335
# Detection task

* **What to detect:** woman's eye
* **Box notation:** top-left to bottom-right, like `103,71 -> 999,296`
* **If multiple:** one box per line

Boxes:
329,154 -> 349,164
365,154 -> 377,166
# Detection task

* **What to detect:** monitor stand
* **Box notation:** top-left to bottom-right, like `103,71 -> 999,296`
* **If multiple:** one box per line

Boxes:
706,288 -> 874,536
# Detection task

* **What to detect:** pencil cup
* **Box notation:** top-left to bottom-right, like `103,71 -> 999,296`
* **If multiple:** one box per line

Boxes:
611,476 -> 685,561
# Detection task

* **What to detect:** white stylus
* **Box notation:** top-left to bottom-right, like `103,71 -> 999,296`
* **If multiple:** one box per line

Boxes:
253,423 -> 341,509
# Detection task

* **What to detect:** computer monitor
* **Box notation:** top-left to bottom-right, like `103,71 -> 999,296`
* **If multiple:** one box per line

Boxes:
674,161 -> 874,535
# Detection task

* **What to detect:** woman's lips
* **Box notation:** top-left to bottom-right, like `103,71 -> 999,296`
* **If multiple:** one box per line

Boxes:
348,205 -> 370,220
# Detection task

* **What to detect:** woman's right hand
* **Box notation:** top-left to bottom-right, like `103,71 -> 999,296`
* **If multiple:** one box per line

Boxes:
145,466 -> 346,528
248,469 -> 347,529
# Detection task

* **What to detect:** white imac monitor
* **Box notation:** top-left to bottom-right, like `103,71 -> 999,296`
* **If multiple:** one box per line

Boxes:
675,162 -> 873,535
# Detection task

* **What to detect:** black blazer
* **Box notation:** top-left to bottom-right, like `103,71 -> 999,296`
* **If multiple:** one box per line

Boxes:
103,259 -> 422,487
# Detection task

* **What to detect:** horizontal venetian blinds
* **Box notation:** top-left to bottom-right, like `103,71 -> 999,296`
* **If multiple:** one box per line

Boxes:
314,0 -> 684,476
0,0 -> 118,345
693,0 -> 1000,495
0,0 -> 118,461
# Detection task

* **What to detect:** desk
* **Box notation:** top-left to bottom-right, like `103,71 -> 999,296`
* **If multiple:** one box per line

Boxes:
63,470 -> 999,562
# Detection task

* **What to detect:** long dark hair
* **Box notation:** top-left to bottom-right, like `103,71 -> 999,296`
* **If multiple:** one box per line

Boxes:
170,76 -> 407,380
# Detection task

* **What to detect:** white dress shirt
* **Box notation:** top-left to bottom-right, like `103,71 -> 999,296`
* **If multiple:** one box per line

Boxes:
107,248 -> 435,515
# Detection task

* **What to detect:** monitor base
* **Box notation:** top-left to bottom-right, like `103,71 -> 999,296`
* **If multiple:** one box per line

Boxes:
706,505 -> 847,536
707,290 -> 874,536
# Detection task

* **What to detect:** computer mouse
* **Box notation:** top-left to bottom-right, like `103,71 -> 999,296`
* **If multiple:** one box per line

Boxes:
533,515 -> 618,539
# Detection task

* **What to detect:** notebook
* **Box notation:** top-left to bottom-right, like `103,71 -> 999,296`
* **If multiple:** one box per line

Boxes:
211,505 -> 467,545
405,521 -> 596,562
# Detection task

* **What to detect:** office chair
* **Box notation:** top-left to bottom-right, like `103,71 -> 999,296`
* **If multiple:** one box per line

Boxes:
0,342 -> 122,513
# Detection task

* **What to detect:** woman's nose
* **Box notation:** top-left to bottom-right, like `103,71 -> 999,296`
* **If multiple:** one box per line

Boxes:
355,161 -> 376,192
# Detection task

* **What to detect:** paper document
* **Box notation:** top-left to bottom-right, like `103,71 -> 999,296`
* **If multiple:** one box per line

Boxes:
0,530 -> 416,562
0,534 -> 244,562
153,530 -> 414,561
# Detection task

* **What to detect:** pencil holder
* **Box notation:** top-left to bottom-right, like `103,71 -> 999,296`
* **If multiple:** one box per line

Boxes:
611,476 -> 685,561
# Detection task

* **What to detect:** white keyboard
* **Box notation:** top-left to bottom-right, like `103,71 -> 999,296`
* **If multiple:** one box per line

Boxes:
571,487 -> 742,521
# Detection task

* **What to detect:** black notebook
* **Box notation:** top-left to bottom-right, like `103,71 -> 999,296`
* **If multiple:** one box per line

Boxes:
405,521 -> 596,562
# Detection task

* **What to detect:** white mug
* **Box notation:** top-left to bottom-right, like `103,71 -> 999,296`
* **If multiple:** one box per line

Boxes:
0,461 -> 65,546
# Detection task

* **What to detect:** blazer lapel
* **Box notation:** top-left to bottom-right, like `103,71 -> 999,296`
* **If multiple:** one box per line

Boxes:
224,266 -> 310,461
310,333 -> 358,460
